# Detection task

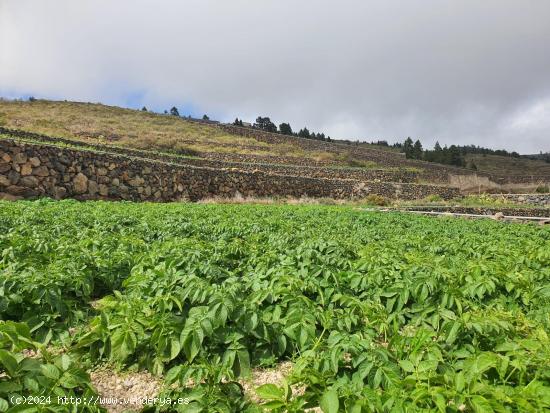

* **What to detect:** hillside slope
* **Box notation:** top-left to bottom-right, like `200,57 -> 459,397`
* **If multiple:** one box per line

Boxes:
0,100 -> 391,168
1,99 -> 549,191
466,153 -> 550,175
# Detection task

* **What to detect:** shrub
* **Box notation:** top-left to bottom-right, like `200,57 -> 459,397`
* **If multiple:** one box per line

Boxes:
364,194 -> 389,206
424,194 -> 443,203
535,185 -> 549,193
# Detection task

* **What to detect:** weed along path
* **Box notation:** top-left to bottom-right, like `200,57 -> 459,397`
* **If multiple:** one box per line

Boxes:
0,200 -> 549,411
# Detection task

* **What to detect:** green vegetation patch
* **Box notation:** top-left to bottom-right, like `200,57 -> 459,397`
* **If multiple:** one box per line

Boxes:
0,201 -> 549,411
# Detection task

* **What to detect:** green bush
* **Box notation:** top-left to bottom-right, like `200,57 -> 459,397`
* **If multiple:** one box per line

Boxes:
424,194 -> 443,202
364,194 -> 389,206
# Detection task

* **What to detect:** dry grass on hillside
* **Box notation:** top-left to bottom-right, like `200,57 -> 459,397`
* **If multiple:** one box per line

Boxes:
466,153 -> 550,175
0,100 -> 342,162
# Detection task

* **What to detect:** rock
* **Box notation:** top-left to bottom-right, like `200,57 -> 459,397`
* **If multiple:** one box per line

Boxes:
29,157 -> 41,167
143,166 -> 152,174
13,153 -> 28,164
97,167 -> 108,176
19,176 -> 39,188
0,192 -> 23,201
88,180 -> 98,195
108,163 -> 116,170
112,178 -> 120,186
7,185 -> 38,197
54,186 -> 67,200
129,176 -> 144,187
73,172 -> 88,194
8,170 -> 20,185
58,155 -> 71,165
1,153 -> 11,163
0,175 -> 10,186
6,185 -> 27,195
0,162 -> 10,173
144,186 -> 152,196
493,212 -> 505,220
98,184 -> 109,196
20,162 -> 32,176
53,161 -> 67,173
32,166 -> 49,177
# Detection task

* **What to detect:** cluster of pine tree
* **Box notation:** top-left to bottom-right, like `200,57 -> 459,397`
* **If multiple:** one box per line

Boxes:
232,116 -> 332,142
388,137 -> 524,168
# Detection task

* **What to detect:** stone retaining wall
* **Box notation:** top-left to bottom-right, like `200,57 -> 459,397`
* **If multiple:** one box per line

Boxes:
0,127 -> 419,182
489,194 -> 550,207
3,127 -> 548,188
217,125 -> 550,186
0,138 -> 459,202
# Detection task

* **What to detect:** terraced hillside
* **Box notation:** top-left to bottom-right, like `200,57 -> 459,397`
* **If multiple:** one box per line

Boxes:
0,99 -> 549,196
0,100 -> 386,167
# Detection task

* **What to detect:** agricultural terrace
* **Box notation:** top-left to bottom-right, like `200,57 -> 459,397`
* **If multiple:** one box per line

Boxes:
0,200 -> 549,412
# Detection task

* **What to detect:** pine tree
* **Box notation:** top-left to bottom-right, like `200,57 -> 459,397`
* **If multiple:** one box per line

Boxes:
298,127 -> 311,139
254,117 -> 277,132
403,137 -> 414,159
279,122 -> 293,135
413,140 -> 423,159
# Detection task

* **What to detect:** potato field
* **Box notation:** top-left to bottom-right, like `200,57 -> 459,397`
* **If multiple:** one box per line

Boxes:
0,200 -> 549,412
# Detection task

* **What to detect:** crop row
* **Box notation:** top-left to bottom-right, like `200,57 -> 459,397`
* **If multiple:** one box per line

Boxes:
0,200 -> 549,412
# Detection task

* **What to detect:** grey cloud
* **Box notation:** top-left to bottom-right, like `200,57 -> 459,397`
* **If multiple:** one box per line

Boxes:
1,0 -> 550,152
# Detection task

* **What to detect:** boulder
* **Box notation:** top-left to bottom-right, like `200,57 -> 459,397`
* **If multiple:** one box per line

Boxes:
129,176 -> 145,187
0,192 -> 23,201
32,166 -> 49,177
13,153 -> 27,164
98,184 -> 109,196
53,186 -> 67,200
73,172 -> 88,194
88,180 -> 99,195
0,175 -> 10,187
29,157 -> 41,167
20,162 -> 33,176
58,155 -> 71,165
19,176 -> 39,188
7,185 -> 38,197
53,161 -> 67,173
8,170 -> 20,185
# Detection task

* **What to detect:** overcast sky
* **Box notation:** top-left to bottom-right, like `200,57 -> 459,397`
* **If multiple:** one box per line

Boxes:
1,0 -> 550,153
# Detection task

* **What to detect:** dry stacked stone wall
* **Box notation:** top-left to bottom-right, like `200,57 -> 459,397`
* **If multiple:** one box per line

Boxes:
217,125 -> 550,186
490,194 -> 550,207
0,138 -> 460,202
2,127 -> 548,188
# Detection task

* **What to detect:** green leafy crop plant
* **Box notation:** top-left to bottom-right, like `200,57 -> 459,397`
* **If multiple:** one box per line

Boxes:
0,199 -> 549,412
